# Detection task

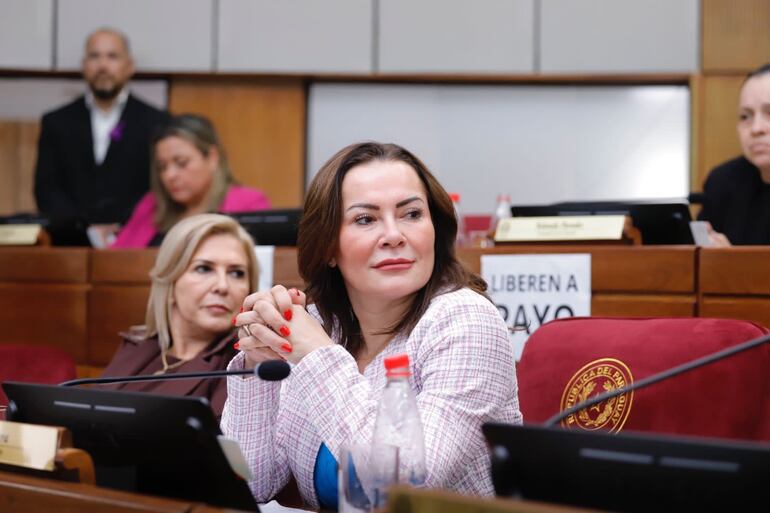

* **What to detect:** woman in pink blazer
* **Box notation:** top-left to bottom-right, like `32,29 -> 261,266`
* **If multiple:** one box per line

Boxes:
112,114 -> 270,248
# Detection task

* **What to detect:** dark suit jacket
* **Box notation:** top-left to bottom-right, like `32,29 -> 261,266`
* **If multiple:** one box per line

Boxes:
698,156 -> 770,245
100,331 -> 239,420
34,94 -> 168,225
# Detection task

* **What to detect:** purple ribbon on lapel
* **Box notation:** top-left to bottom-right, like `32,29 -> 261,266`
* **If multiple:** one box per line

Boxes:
110,120 -> 126,142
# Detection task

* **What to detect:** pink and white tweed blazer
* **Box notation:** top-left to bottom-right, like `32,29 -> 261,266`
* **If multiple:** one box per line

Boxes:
221,287 -> 523,508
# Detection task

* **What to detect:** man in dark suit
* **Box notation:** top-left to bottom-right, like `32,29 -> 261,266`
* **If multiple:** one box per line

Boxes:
34,28 -> 168,237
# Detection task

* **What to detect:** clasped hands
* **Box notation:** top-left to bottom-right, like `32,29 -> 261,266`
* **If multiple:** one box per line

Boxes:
233,285 -> 332,369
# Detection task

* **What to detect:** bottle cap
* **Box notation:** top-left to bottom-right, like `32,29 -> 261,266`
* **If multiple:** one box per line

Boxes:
497,194 -> 511,202
449,193 -> 461,203
384,354 -> 411,376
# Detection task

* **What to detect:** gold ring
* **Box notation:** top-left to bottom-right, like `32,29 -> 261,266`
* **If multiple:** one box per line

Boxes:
243,323 -> 253,338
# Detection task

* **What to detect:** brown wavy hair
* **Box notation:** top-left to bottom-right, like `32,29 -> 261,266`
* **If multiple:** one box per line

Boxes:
297,142 -> 488,356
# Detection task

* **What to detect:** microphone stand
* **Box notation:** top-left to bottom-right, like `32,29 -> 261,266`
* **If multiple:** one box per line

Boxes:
60,368 -> 257,387
60,360 -> 291,387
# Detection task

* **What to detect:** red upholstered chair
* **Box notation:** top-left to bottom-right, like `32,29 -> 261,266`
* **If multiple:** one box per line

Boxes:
517,317 -> 770,442
0,344 -> 77,405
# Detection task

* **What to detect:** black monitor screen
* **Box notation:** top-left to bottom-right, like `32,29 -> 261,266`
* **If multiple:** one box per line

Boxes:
483,423 -> 770,512
2,382 -> 258,511
230,208 -> 302,247
511,201 -> 693,245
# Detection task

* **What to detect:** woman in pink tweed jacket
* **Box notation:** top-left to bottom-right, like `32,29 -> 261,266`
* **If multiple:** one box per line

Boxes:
226,142 -> 522,509
111,114 -> 270,248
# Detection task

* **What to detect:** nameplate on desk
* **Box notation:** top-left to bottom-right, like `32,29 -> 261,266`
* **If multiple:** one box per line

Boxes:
495,216 -> 626,242
0,420 -> 61,470
0,224 -> 42,245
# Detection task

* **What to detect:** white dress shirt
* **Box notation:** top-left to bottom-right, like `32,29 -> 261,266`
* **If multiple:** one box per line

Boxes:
85,88 -> 129,165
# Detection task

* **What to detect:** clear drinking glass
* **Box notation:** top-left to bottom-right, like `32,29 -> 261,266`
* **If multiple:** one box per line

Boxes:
339,443 -> 398,513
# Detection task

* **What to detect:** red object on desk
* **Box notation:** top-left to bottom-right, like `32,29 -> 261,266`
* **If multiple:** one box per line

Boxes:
462,215 -> 492,236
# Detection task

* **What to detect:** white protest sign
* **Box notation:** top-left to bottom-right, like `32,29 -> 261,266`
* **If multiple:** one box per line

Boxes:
481,253 -> 591,360
254,246 -> 275,292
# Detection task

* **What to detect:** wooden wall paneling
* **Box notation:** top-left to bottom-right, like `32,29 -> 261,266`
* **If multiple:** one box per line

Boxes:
0,121 -> 20,215
90,249 -> 157,284
593,294 -> 696,317
689,74 -> 703,195
702,0 -> 770,73
699,247 -> 770,294
88,249 -> 154,366
697,75 -> 744,189
700,297 -> 770,329
0,248 -> 89,363
0,283 -> 88,362
88,285 -> 150,366
588,247 -> 695,293
168,78 -> 306,208
458,246 -> 696,294
0,248 -> 88,282
0,121 -> 39,216
0,469 -> 206,513
16,121 -> 40,213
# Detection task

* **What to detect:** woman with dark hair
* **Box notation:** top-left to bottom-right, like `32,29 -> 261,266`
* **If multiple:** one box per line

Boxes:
224,142 -> 521,508
111,113 -> 270,247
699,62 -> 770,245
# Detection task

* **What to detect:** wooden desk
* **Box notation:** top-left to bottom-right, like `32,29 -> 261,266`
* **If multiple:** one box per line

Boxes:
0,247 -> 302,369
0,469 -> 252,513
0,248 -> 89,362
459,246 -> 697,317
3,245 -> 770,370
388,485 -> 603,512
88,249 -> 158,367
699,247 -> 770,328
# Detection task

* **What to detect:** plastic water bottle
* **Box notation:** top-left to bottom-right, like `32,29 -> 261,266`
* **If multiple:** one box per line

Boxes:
491,193 -> 512,238
371,354 -> 426,505
449,193 -> 466,247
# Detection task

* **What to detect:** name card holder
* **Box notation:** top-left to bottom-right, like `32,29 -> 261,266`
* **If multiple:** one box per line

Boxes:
0,420 -> 94,484
0,224 -> 49,246
494,215 -> 641,245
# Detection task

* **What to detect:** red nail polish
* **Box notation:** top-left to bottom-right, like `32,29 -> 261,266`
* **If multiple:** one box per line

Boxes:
233,342 -> 240,350
281,343 -> 293,353
279,325 -> 291,337
240,306 -> 244,313
283,309 -> 293,321
232,316 -> 237,326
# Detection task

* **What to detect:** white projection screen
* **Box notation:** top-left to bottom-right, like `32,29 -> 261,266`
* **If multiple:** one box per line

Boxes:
307,83 -> 690,215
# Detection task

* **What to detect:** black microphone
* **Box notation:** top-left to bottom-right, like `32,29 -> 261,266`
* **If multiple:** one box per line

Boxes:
544,330 -> 770,427
59,359 -> 291,387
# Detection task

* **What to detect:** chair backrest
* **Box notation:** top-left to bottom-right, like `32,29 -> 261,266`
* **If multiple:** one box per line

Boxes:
0,344 -> 76,405
517,317 -> 770,441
